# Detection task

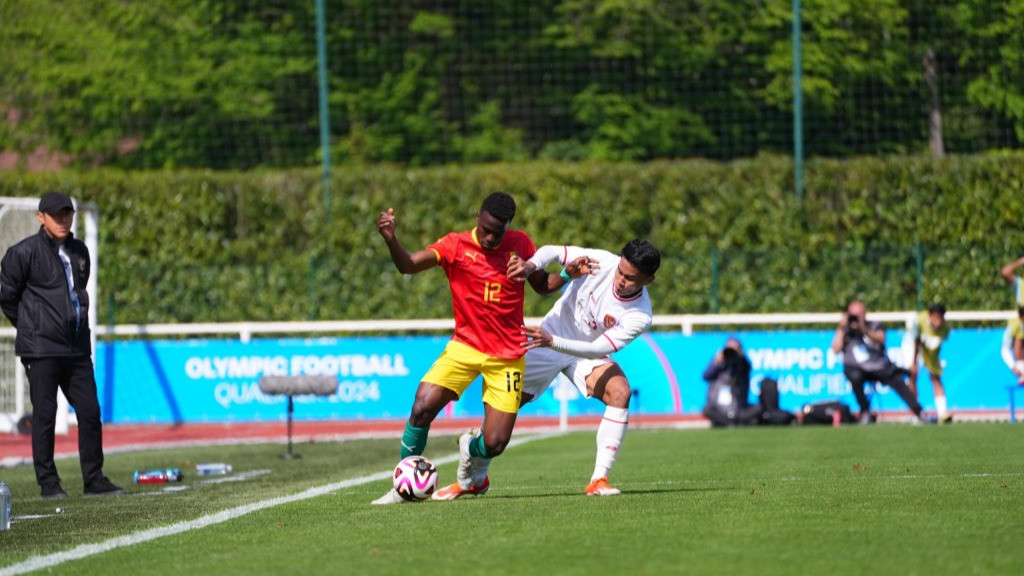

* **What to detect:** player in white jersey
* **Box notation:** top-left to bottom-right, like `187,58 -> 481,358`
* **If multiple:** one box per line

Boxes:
452,239 -> 660,498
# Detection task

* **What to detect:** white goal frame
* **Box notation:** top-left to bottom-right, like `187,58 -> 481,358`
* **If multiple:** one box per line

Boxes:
0,196 -> 99,434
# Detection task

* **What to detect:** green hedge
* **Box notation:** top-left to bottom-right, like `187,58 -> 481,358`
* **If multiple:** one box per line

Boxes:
1,154 -> 1021,325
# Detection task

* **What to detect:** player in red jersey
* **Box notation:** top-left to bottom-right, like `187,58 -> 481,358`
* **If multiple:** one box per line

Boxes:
372,192 -> 563,504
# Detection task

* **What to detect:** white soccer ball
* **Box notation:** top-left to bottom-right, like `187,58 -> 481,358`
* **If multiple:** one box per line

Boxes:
392,455 -> 439,502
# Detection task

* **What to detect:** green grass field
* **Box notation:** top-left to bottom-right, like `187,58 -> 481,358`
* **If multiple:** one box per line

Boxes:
1,423 -> 1022,575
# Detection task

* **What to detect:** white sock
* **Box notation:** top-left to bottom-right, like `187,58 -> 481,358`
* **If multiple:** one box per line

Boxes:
935,395 -> 947,416
592,406 -> 629,482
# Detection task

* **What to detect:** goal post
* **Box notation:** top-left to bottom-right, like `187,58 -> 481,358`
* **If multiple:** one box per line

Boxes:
0,196 -> 99,435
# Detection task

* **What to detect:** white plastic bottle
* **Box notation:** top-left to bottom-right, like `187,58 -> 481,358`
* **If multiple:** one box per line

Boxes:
196,463 -> 232,476
0,481 -> 11,531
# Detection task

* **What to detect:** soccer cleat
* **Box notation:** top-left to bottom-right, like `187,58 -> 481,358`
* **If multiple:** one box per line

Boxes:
432,476 -> 490,501
938,412 -> 954,424
456,430 -> 476,489
585,477 -> 621,496
371,487 -> 407,505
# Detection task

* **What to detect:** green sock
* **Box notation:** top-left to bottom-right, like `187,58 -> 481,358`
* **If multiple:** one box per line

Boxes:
468,434 -> 491,458
400,422 -> 429,458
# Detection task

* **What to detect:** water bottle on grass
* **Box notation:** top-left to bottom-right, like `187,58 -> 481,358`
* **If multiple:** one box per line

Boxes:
1,481 -> 12,531
196,463 -> 232,476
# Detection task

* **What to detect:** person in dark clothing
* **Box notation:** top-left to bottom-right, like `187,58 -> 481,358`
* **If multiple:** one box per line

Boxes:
0,191 -> 126,499
830,300 -> 926,425
702,336 -> 760,427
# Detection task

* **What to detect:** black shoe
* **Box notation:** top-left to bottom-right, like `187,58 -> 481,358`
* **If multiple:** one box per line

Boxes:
84,476 -> 127,497
40,483 -> 69,500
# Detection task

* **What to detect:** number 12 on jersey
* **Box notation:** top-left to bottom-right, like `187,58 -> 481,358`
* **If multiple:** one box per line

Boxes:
484,281 -> 502,302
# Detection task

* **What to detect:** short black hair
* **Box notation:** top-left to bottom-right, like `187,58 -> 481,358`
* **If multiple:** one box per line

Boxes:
621,239 -> 661,276
480,192 -> 516,224
927,302 -> 946,316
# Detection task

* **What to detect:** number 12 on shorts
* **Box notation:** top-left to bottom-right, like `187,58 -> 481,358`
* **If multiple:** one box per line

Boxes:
506,370 -> 522,392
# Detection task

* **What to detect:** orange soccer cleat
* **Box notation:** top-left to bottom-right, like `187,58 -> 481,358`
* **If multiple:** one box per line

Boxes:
584,477 -> 621,496
432,476 -> 490,501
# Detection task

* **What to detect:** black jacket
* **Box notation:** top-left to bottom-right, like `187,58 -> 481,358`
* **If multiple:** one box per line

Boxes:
0,227 -> 92,357
702,348 -> 753,408
839,321 -> 896,374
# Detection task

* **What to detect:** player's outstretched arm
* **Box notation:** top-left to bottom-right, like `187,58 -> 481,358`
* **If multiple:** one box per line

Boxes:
376,208 -> 437,275
508,253 -> 558,294
521,315 -> 648,359
511,248 -> 597,295
1000,256 -> 1024,284
520,325 -> 554,350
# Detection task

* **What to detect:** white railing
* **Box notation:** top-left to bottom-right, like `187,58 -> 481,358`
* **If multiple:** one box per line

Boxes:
0,309 -> 1009,342
3,310 -> 1015,433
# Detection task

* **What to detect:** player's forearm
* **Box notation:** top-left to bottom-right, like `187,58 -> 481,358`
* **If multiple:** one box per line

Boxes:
384,238 -> 424,274
1000,257 -> 1024,283
550,334 -> 617,359
539,271 -> 566,294
526,245 -> 569,270
1002,332 -> 1017,369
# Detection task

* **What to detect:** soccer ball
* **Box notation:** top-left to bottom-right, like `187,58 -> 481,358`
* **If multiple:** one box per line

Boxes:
392,455 -> 439,502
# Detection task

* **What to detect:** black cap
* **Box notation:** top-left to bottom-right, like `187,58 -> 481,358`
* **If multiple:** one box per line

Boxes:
38,192 -> 75,216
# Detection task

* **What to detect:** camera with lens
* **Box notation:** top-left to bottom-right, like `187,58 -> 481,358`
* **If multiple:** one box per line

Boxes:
847,313 -> 862,335
722,346 -> 741,363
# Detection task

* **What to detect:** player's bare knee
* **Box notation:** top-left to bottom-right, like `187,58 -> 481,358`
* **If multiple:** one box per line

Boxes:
483,431 -> 511,456
408,408 -> 433,428
408,399 -> 441,428
604,381 -> 632,408
484,438 -> 508,457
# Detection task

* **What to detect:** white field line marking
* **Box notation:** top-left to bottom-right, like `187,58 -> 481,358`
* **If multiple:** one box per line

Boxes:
0,432 -> 559,576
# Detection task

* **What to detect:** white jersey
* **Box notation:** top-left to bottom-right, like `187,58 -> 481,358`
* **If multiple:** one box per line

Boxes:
530,245 -> 653,359
521,245 -> 653,399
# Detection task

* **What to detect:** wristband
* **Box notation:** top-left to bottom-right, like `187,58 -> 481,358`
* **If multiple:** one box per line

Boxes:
559,267 -> 571,281
1016,361 -> 1024,372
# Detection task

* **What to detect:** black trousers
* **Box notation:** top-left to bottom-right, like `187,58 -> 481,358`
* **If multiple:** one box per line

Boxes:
24,355 -> 105,488
844,364 -> 923,416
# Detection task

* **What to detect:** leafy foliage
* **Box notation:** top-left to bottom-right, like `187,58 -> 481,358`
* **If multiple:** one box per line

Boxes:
1,0 -> 1021,169
1,154 -> 1022,323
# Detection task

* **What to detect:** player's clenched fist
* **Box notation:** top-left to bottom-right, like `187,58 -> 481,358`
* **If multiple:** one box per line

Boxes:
377,208 -> 396,241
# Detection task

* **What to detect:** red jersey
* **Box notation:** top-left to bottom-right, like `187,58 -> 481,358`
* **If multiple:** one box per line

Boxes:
428,228 -> 537,359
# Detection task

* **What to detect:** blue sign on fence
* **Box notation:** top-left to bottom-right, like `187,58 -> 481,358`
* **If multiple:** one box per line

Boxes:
94,327 -> 1014,424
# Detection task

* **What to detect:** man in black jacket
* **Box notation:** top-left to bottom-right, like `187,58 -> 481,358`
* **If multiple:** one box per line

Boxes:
702,336 -> 761,427
831,300 -> 926,425
0,192 -> 125,499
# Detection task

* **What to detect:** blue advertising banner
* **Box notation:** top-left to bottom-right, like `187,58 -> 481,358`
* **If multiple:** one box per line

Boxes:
95,328 -> 1014,423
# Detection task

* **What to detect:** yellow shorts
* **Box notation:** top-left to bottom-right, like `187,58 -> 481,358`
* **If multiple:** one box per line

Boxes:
422,340 -> 524,414
920,348 -> 942,377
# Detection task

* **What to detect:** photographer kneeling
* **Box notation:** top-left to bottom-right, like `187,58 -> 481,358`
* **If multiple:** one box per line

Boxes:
831,300 -> 926,425
702,336 -> 761,427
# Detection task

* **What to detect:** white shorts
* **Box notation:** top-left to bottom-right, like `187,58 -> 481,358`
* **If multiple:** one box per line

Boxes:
521,346 -> 612,400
